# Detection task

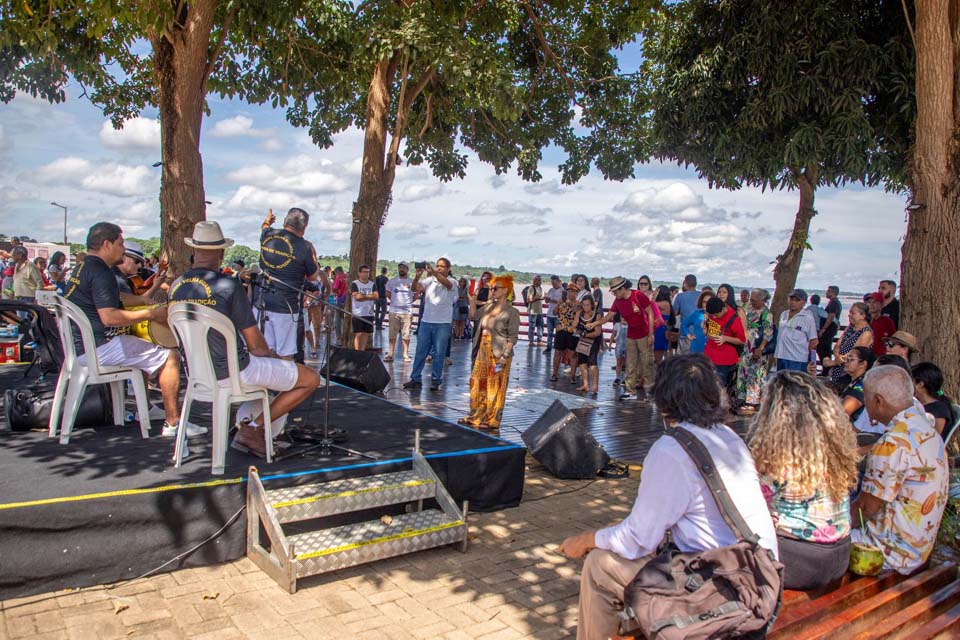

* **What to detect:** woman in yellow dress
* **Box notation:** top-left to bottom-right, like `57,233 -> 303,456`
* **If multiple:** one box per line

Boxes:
459,274 -> 520,430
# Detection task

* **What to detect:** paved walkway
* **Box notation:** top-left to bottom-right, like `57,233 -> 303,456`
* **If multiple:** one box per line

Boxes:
0,460 -> 641,640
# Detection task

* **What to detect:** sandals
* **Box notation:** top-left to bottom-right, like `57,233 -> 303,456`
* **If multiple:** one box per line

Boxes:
230,439 -> 266,459
550,375 -> 558,382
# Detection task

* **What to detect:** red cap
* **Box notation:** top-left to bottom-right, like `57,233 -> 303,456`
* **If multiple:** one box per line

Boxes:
869,292 -> 884,302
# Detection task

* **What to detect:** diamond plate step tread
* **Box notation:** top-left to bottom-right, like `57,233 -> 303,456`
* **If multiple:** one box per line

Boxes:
289,509 -> 466,577
265,470 -> 437,523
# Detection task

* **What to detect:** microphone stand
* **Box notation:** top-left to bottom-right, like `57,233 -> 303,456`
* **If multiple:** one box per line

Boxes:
259,273 -> 378,460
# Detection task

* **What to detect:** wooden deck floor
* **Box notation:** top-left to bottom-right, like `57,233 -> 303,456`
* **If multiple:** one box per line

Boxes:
315,328 -> 748,465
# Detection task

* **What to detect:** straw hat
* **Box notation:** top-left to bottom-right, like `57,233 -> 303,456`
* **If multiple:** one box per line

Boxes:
184,221 -> 234,250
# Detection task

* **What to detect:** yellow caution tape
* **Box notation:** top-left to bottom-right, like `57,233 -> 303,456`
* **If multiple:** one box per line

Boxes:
295,519 -> 464,561
0,477 -> 244,511
272,479 -> 435,509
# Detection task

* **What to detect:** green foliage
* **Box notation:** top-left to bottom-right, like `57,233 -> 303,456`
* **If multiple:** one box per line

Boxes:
223,244 -> 259,267
227,0 -> 657,186
640,0 -> 915,192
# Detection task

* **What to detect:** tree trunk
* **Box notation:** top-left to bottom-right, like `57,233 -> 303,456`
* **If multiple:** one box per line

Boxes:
769,164 -> 819,320
152,0 -> 218,279
345,57 -> 397,346
901,0 -> 960,392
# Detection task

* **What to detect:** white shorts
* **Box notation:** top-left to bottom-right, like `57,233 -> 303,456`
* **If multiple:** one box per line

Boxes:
80,335 -> 171,376
236,355 -> 299,393
253,309 -> 299,357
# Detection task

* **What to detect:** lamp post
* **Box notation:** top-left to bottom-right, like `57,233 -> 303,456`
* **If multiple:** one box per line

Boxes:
50,202 -> 68,245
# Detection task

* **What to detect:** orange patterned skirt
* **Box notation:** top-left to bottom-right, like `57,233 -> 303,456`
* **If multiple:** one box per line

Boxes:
462,334 -> 512,429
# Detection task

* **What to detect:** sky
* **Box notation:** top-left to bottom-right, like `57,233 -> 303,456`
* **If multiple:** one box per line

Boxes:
0,75 -> 907,294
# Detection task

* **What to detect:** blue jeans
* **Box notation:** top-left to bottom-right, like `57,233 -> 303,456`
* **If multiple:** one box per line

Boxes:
545,316 -> 558,349
777,358 -> 808,372
527,313 -> 544,343
410,321 -> 452,384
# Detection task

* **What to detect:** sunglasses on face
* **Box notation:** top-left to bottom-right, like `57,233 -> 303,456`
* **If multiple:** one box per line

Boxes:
639,282 -> 651,287
884,340 -> 903,349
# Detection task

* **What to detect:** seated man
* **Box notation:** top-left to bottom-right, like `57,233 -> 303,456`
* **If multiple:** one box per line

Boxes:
852,365 -> 948,574
169,221 -> 320,456
559,355 -> 778,640
113,240 -> 165,302
64,222 -> 203,437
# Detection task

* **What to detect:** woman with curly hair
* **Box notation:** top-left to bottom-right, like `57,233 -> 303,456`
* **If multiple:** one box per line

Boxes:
748,371 -> 859,590
460,274 -> 520,430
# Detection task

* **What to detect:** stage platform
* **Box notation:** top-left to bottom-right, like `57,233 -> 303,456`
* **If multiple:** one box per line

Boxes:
0,368 -> 525,600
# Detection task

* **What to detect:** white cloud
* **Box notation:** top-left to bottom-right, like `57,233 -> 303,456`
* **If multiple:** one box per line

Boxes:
210,115 -> 268,138
222,185 -> 338,214
401,183 -> 443,201
224,155 -> 349,196
99,117 -> 161,151
467,201 -> 551,218
35,157 -> 92,182
449,226 -> 479,238
261,138 -> 284,152
81,164 -> 155,197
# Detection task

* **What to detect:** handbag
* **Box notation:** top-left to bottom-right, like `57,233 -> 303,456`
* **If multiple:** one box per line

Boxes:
575,336 -> 595,356
621,427 -> 783,639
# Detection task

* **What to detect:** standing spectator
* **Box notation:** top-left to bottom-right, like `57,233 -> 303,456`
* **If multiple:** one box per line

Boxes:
652,286 -> 674,365
636,274 -> 654,301
737,288 -> 774,414
717,283 -> 748,338
589,277 -> 656,400
878,279 -> 900,329
11,246 -> 44,302
807,294 -> 828,329
704,296 -> 746,406
47,251 -> 68,294
866,292 -> 896,355
331,266 -> 347,345
912,362 -> 957,436
350,264 -> 377,351
384,262 -> 415,361
453,276 -> 470,340
608,312 -> 626,385
852,366 -> 947,575
574,274 -> 591,303
590,277 -> 603,313
559,355 -> 778,640
672,274 -> 700,353
749,371 -> 858,590
575,295 -> 602,395
551,284 -> 581,383
543,275 -> 564,353
460,275 -> 520,429
470,271 -> 493,318
825,302 -> 874,384
522,275 -> 545,346
373,267 -> 389,330
884,330 -> 917,363
681,290 -> 711,354
33,257 -> 51,288
739,288 -> 750,308
818,285 -> 843,376
403,258 -> 457,391
774,289 -> 819,373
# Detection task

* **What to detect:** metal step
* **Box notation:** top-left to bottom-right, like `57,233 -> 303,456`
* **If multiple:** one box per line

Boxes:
266,469 -> 437,524
289,509 -> 466,577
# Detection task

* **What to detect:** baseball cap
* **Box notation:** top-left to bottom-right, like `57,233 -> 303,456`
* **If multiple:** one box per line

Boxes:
788,288 -> 807,301
398,261 -> 408,268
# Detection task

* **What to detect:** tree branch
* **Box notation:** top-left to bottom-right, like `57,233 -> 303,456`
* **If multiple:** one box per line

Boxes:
521,1 -> 575,102
204,5 -> 235,86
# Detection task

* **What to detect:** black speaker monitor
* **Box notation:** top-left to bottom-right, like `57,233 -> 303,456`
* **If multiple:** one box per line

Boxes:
321,347 -> 390,394
521,400 -> 610,479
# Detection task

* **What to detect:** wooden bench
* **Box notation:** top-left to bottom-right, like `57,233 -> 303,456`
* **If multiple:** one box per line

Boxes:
770,561 -> 960,640
614,561 -> 960,639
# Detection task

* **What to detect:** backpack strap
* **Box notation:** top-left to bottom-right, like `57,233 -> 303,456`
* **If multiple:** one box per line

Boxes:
721,309 -> 739,334
669,427 -> 761,546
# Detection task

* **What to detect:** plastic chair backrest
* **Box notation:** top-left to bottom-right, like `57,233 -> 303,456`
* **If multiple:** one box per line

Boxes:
168,302 -> 246,397
51,295 -> 104,377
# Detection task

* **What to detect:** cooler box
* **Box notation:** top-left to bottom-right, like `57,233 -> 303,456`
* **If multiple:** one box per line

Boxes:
0,340 -> 21,364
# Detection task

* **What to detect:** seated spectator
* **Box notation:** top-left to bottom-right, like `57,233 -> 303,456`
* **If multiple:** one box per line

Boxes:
884,330 -> 917,363
866,292 -> 896,355
851,366 -> 948,575
912,362 -> 957,437
749,371 -> 858,590
559,355 -> 778,640
840,346 -> 876,425
825,302 -> 873,384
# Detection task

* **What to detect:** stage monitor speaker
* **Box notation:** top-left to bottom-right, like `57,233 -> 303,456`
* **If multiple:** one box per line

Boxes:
521,400 -> 610,479
321,347 -> 390,394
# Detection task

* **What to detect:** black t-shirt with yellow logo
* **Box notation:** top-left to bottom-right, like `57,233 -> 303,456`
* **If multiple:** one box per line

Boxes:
259,227 -> 317,313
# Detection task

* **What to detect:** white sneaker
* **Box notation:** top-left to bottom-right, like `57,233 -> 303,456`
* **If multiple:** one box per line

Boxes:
161,421 -> 208,438
137,404 -> 166,422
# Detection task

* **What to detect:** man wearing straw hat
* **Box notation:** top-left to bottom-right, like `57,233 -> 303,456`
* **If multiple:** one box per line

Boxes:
588,276 -> 656,399
170,222 -> 320,457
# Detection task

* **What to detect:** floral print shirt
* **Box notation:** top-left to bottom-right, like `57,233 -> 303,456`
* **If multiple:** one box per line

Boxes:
857,407 -> 948,574
556,300 -> 579,333
759,476 -> 850,543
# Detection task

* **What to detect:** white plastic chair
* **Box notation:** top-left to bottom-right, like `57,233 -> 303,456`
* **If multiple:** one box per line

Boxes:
47,295 -> 152,443
167,301 -> 273,475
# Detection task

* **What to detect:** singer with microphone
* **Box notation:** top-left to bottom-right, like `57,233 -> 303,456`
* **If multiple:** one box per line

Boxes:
257,208 -> 322,360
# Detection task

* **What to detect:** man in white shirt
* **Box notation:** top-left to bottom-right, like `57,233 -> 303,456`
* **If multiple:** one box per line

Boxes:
543,275 -> 565,353
349,264 -> 377,351
774,289 -> 819,372
559,355 -> 778,640
403,258 -> 456,390
384,262 -> 415,362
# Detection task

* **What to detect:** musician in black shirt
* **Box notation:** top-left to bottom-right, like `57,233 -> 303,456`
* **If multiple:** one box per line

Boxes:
170,222 -> 320,457
64,222 -> 202,437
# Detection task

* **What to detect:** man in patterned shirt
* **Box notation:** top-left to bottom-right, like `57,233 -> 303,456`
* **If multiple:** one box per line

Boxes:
851,365 -> 948,574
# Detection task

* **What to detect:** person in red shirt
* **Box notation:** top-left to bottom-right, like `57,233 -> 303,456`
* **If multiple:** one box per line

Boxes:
865,292 -> 895,355
703,296 -> 746,407
588,276 -> 655,399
